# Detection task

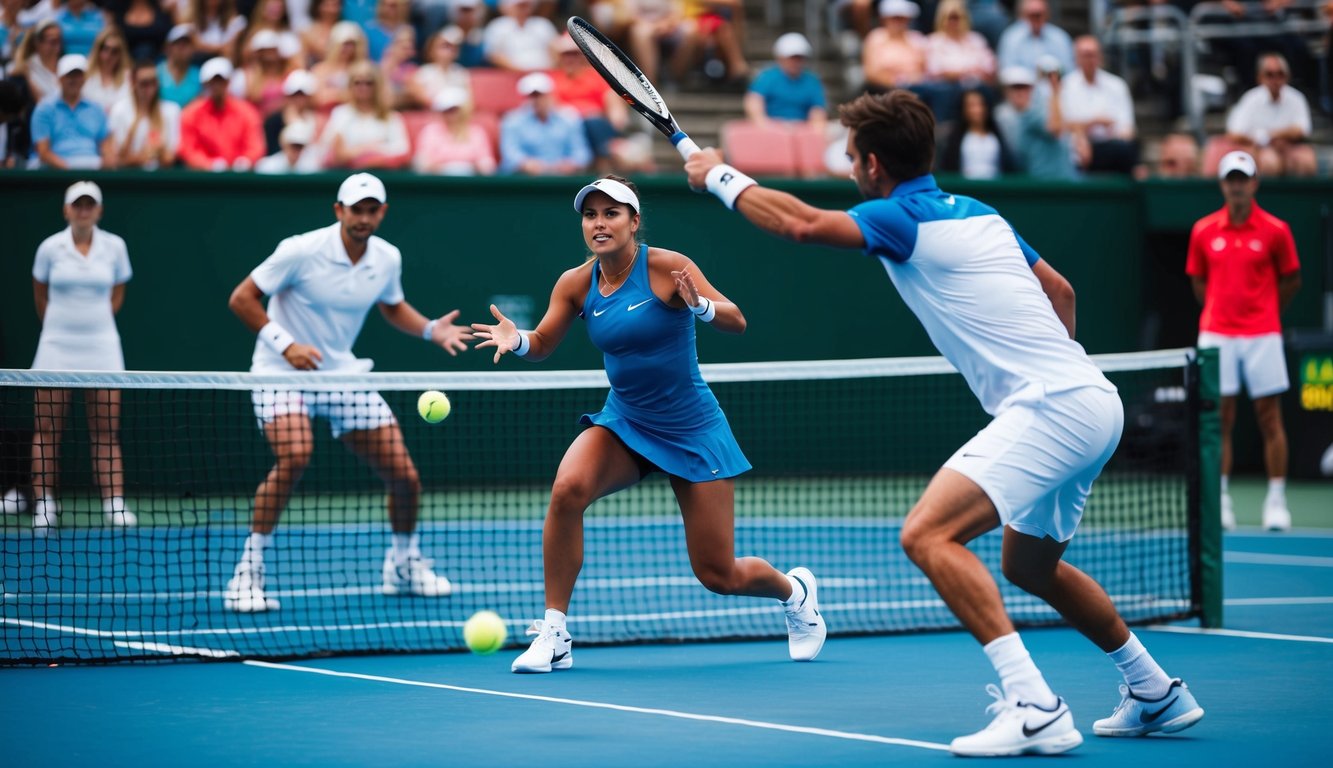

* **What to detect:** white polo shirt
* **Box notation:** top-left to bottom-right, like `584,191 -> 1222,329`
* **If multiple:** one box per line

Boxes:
31,226 -> 132,371
1226,84 -> 1313,140
1059,68 -> 1135,141
249,222 -> 405,373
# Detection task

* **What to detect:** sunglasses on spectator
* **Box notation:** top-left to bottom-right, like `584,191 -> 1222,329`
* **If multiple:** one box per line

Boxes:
1261,69 -> 1286,77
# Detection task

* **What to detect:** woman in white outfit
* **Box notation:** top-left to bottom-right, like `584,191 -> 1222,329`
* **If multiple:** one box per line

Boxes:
1,181 -> 136,530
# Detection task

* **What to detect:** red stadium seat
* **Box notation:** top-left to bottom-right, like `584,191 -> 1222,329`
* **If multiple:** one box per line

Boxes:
469,68 -> 526,116
402,110 -> 436,151
1201,135 -> 1241,178
470,110 -> 501,163
720,120 -> 801,177
791,124 -> 830,179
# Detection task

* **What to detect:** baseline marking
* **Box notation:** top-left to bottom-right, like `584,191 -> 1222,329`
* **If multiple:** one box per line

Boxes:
245,660 -> 951,752
1225,551 -> 1333,568
1146,625 -> 1333,644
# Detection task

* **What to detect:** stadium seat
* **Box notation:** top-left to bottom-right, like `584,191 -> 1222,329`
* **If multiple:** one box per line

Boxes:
791,124 -> 830,179
469,68 -> 525,116
402,110 -> 436,151
720,120 -> 801,177
1201,135 -> 1241,177
470,110 -> 501,163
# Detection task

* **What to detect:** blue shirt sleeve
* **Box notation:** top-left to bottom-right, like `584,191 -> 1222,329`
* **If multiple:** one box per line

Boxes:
847,198 -> 918,263
1013,230 -> 1041,266
30,100 -> 53,144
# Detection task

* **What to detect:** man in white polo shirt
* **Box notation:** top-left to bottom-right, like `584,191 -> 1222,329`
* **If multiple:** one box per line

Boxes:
223,173 -> 473,613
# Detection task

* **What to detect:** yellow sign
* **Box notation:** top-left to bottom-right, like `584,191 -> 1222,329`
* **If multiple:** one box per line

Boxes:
1300,355 -> 1333,412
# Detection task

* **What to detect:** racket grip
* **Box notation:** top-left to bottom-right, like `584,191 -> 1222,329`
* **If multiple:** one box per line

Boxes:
672,134 -> 700,159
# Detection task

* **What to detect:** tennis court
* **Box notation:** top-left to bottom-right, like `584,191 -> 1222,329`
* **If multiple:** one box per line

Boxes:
2,479 -> 1330,767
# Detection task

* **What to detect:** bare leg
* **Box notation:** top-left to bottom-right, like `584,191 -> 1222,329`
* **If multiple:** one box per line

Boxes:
84,388 -> 124,502
899,468 -> 1012,643
1252,394 -> 1288,480
340,423 -> 420,533
1001,530 -> 1130,653
30,388 -> 71,502
673,476 -> 790,599
252,413 -> 314,534
1218,395 -> 1236,478
543,427 -> 642,613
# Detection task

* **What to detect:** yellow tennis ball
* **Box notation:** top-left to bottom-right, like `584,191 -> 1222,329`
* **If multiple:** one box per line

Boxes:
463,610 -> 508,655
417,390 -> 451,424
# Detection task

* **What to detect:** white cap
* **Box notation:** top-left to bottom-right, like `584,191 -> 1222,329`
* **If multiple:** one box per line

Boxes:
166,23 -> 193,45
439,25 -> 465,46
337,173 -> 387,205
773,32 -> 812,59
200,57 -> 234,82
517,71 -> 553,95
432,86 -> 468,111
56,54 -> 88,77
1217,150 -> 1257,179
64,180 -> 102,205
999,65 -> 1036,87
453,0 -> 481,7
250,29 -> 280,51
878,0 -> 919,18
573,177 -> 640,213
282,69 -> 316,96
280,120 -> 314,146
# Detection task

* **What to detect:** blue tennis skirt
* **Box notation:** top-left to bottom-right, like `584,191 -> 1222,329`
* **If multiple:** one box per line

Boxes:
579,408 -> 752,483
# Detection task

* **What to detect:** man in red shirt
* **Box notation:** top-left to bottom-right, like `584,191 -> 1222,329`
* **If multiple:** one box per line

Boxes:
1186,150 -> 1302,531
178,57 -> 265,172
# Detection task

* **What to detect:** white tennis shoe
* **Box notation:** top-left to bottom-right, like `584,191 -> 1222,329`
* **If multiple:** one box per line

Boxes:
511,620 -> 574,673
381,552 -> 453,597
103,498 -> 137,527
32,496 -> 59,532
1220,492 -> 1236,531
784,567 -> 826,661
224,562 -> 280,613
1262,498 -> 1291,532
1,488 -> 27,516
949,684 -> 1083,757
1093,679 -> 1204,737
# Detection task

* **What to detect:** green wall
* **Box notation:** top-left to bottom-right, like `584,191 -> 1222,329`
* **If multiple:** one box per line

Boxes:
2,171 -> 1327,376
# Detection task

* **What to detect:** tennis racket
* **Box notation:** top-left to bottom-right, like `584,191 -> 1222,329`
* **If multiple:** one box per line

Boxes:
566,16 -> 700,160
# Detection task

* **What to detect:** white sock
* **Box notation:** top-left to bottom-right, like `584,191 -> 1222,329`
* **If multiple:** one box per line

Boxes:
1220,475 -> 1229,495
240,532 -> 272,570
1266,478 -> 1286,504
984,633 -> 1059,709
544,608 -> 567,630
1108,632 -> 1172,699
782,574 -> 805,608
391,532 -> 420,563
103,496 -> 127,514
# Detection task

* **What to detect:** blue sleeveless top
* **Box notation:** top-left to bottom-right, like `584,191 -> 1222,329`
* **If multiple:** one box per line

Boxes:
578,244 -> 751,482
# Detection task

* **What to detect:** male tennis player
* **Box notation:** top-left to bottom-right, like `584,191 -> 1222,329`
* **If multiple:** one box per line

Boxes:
684,90 -> 1204,756
224,173 -> 472,613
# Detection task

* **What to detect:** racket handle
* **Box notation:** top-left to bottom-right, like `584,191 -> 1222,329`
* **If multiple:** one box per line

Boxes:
671,133 -> 700,159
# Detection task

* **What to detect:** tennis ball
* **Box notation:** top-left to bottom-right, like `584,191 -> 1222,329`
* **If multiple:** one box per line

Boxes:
463,610 -> 508,655
417,390 -> 451,424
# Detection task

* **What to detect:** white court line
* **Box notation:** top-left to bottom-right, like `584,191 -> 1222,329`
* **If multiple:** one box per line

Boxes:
245,660 -> 951,752
1225,551 -> 1333,568
1146,625 -> 1333,644
113,641 -> 239,658
1225,596 -> 1333,606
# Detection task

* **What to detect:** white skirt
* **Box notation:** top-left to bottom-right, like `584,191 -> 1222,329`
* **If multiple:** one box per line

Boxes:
32,332 -> 126,371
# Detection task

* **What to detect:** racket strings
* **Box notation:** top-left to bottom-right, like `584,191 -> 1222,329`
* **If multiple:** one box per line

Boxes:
570,29 -> 668,119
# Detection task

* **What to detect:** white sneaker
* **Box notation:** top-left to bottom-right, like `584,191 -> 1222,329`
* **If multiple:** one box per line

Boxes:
1,488 -> 28,515
1220,492 -> 1236,531
1262,500 -> 1291,532
949,685 -> 1084,757
511,620 -> 574,673
784,567 -> 827,661
224,563 -> 280,613
32,496 -> 59,532
103,499 -> 137,527
1093,679 -> 1204,737
382,552 -> 453,597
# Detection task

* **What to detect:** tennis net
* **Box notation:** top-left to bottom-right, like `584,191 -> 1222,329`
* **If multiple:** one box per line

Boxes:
1,350 -> 1206,663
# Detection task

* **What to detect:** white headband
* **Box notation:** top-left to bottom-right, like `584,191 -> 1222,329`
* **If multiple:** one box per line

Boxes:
573,178 -> 640,213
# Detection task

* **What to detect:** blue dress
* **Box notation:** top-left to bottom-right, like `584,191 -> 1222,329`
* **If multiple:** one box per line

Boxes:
578,244 -> 751,482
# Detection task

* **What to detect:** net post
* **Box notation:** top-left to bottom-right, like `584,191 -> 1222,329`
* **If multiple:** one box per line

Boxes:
1188,346 -> 1223,628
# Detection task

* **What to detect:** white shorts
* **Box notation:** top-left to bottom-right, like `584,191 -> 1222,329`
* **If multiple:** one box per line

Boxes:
251,389 -> 396,439
1197,331 -> 1289,398
943,386 -> 1124,543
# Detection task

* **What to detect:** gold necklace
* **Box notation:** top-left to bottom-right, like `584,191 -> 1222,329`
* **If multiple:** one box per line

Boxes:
599,249 -> 636,288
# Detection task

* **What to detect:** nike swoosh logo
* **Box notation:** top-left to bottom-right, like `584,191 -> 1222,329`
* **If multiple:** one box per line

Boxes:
592,307 -> 607,317
1139,697 -> 1178,723
961,453 -> 986,458
1021,708 -> 1067,738
551,651 -> 569,662
791,575 -> 810,610
711,469 -> 720,475
627,299 -> 653,311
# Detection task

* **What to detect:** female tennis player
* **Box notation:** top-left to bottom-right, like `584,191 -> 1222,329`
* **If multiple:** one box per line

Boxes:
471,175 -> 826,673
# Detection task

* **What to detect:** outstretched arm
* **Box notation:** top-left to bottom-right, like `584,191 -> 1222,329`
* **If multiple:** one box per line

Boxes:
471,269 -> 584,364
379,302 -> 472,356
684,148 -> 865,249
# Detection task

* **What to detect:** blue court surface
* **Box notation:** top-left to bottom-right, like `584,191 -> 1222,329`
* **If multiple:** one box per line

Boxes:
3,520 -> 1331,767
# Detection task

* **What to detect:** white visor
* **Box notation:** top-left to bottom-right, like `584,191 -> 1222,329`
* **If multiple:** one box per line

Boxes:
573,178 -> 640,213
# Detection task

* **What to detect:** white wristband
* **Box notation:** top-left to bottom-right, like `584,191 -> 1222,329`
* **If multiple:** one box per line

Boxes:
258,321 -> 296,356
421,318 -> 438,341
512,331 -> 531,357
690,296 -> 717,323
705,164 -> 757,210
